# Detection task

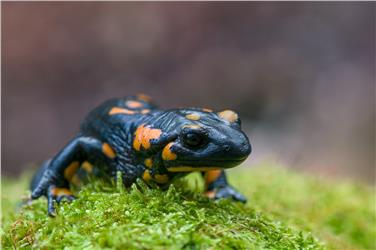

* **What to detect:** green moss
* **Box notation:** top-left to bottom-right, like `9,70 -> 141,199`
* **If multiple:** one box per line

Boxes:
1,163 -> 374,249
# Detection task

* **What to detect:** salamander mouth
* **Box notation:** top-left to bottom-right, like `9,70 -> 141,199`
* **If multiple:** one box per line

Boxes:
166,166 -> 223,172
209,156 -> 248,163
165,156 -> 248,172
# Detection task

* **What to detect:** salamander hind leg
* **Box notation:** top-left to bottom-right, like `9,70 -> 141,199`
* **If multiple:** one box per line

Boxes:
46,186 -> 76,217
30,136 -> 105,216
31,160 -> 77,216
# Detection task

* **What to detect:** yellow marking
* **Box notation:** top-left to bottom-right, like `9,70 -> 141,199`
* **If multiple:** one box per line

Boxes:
202,108 -> 213,112
51,187 -> 73,196
144,158 -> 153,168
205,170 -> 222,184
162,142 -> 177,161
167,166 -> 222,172
154,174 -> 169,184
204,190 -> 216,198
82,161 -> 93,173
64,161 -> 80,181
183,124 -> 201,130
71,174 -> 81,186
141,109 -> 151,114
137,93 -> 152,102
126,100 -> 144,108
142,170 -> 152,182
102,143 -> 116,159
109,107 -> 136,115
133,124 -> 162,151
186,113 -> 200,120
218,110 -> 238,123
204,170 -> 222,189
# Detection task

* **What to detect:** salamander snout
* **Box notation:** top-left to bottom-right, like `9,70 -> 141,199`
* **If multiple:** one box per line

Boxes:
220,131 -> 251,164
223,140 -> 251,159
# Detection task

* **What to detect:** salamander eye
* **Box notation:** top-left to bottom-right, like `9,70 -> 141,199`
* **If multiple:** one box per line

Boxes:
183,132 -> 205,148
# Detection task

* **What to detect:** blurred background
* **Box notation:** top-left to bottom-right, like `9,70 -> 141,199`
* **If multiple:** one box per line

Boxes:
2,2 -> 375,182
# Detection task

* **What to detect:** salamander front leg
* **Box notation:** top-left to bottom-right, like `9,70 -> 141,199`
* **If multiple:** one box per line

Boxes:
202,170 -> 247,203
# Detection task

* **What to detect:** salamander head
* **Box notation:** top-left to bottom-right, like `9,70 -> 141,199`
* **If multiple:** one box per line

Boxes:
160,108 -> 251,172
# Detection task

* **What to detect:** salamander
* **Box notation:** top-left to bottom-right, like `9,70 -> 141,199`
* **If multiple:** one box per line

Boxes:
30,94 -> 252,216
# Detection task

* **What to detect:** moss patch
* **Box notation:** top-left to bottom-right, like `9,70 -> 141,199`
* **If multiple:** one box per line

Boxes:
1,163 -> 375,249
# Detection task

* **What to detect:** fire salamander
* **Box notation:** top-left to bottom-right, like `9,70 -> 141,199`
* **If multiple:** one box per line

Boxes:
30,94 -> 251,216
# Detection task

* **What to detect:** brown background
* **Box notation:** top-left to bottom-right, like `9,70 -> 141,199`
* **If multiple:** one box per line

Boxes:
2,2 -> 375,182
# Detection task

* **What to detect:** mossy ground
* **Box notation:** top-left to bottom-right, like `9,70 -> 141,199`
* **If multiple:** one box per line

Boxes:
1,162 -> 375,249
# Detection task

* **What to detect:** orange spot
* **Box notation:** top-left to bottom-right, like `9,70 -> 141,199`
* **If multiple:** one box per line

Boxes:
109,107 -> 136,115
142,170 -> 152,182
183,124 -> 201,130
82,161 -> 93,173
126,100 -> 144,108
102,143 -> 116,158
218,110 -> 238,123
204,190 -> 216,199
71,174 -> 81,186
51,187 -> 73,197
162,142 -> 177,161
202,108 -> 213,112
137,93 -> 152,102
144,158 -> 153,168
154,174 -> 169,184
133,124 -> 162,151
186,113 -> 200,120
141,109 -> 151,114
64,161 -> 80,181
204,170 -> 222,189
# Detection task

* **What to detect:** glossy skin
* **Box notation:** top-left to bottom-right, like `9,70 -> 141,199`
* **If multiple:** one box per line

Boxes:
30,95 -> 252,216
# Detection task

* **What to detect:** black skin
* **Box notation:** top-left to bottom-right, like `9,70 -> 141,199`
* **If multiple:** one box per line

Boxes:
30,95 -> 252,216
